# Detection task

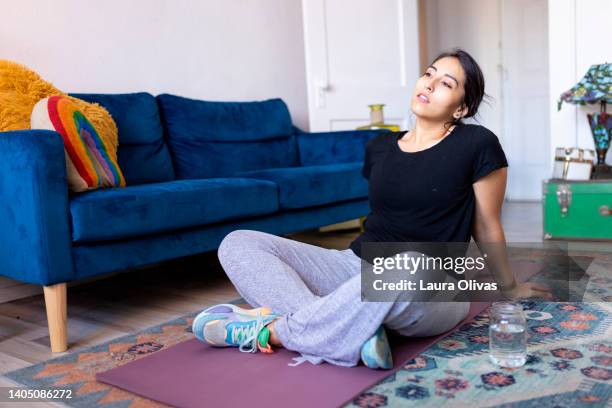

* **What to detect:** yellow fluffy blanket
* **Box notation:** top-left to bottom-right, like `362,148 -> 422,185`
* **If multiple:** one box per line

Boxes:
0,60 -> 119,155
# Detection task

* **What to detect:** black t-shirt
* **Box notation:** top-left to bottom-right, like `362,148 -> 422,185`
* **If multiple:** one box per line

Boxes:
349,123 -> 509,262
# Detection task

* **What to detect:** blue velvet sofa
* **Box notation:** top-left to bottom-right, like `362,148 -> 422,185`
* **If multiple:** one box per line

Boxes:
0,92 -> 385,351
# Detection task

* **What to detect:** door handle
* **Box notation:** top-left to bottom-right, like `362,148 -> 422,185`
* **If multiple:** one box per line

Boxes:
315,78 -> 330,108
599,205 -> 611,216
316,78 -> 330,90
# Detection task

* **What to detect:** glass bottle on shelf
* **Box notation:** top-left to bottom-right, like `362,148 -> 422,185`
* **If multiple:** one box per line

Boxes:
357,104 -> 401,131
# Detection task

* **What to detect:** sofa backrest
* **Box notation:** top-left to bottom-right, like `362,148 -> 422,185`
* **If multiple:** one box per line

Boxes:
70,92 -> 175,185
157,94 -> 299,179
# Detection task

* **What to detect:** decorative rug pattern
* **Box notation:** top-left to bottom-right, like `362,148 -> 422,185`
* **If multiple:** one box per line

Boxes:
3,299 -> 245,408
345,271 -> 612,408
3,259 -> 611,407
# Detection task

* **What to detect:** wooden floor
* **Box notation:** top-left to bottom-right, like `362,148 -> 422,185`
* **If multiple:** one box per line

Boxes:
0,201 -> 546,402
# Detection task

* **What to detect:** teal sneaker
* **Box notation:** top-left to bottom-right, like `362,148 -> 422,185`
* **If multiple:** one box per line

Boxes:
360,326 -> 393,369
192,303 -> 279,353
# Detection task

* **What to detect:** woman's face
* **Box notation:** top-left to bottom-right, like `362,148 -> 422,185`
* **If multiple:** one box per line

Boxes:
411,56 -> 467,124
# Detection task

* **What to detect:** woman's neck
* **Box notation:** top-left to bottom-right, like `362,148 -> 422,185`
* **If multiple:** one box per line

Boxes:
408,118 -> 455,143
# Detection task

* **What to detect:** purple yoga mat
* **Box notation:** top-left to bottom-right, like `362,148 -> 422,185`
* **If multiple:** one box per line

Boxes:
97,261 -> 544,407
97,301 -> 491,408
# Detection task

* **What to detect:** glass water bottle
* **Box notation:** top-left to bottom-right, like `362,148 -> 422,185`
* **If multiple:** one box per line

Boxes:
489,301 -> 527,368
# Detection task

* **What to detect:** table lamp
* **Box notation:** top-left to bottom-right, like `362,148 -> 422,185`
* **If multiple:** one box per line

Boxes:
557,63 -> 612,178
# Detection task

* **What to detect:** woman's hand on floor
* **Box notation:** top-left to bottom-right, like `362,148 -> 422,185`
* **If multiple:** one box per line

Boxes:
502,282 -> 554,301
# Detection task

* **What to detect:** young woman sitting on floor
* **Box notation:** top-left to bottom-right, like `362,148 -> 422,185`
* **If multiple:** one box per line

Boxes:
191,48 -> 553,369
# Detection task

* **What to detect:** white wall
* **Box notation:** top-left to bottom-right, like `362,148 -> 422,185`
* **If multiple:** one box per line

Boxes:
424,0 -> 503,137
0,0 -> 309,129
549,0 -> 612,165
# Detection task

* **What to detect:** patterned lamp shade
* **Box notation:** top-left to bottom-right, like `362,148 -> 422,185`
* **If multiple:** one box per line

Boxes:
557,63 -> 611,111
557,63 -> 612,168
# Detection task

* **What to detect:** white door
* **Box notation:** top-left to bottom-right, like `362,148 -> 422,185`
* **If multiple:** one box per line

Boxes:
501,0 -> 550,200
302,0 -> 421,132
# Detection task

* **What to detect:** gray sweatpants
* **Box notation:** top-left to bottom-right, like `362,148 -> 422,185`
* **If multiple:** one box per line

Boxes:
217,229 -> 470,367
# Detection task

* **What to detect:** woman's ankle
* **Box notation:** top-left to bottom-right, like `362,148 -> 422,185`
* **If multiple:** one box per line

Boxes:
267,320 -> 283,347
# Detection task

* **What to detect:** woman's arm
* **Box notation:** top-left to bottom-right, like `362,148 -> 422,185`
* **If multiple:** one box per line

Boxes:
472,168 -> 553,300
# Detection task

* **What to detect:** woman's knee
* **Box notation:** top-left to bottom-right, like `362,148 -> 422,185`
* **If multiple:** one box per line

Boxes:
218,230 -> 254,264
217,229 -> 278,276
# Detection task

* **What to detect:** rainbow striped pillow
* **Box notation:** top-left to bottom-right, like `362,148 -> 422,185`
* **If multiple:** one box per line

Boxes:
31,96 -> 126,192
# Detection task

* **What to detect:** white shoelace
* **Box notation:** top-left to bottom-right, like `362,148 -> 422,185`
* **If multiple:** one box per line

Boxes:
237,310 -> 266,353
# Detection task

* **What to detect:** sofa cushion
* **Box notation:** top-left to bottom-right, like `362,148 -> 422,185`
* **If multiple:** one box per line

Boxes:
70,92 -> 175,185
234,162 -> 367,210
157,94 -> 299,179
297,129 -> 385,166
70,178 -> 278,243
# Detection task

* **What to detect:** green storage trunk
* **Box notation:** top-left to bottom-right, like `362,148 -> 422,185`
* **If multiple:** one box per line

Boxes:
542,179 -> 612,240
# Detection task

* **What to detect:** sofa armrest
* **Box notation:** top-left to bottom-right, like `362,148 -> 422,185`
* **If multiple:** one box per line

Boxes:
296,129 -> 389,166
0,130 -> 74,285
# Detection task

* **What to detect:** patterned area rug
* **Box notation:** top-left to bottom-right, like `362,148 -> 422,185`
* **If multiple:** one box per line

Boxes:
3,298 -> 246,408
3,261 -> 611,407
345,271 -> 612,408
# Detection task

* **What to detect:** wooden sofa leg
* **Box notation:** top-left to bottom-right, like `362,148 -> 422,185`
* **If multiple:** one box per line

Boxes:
43,283 -> 67,352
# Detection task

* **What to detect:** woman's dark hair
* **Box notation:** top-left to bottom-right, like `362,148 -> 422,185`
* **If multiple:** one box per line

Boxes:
430,47 -> 491,130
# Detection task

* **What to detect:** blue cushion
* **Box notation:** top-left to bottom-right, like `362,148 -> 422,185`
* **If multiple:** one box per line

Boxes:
234,162 -> 367,210
297,129 -> 385,166
70,178 -> 278,243
70,92 -> 175,185
157,94 -> 299,179
72,198 -> 371,279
